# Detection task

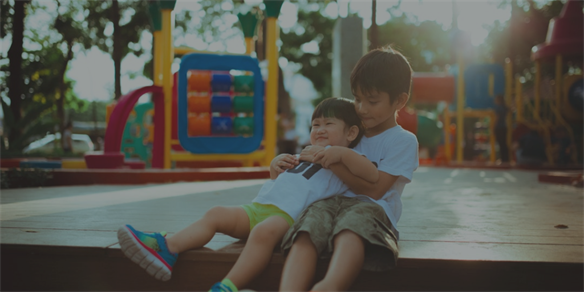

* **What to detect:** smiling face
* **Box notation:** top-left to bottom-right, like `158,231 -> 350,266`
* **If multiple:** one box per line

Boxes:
310,117 -> 357,148
353,87 -> 406,137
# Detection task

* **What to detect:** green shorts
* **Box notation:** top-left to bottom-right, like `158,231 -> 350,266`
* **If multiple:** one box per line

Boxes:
242,202 -> 294,231
281,196 -> 399,272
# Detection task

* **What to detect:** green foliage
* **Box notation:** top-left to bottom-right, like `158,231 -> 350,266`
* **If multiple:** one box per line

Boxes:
280,7 -> 335,106
377,15 -> 451,72
480,0 -> 567,79
0,168 -> 53,189
68,101 -> 107,123
86,1 -> 150,58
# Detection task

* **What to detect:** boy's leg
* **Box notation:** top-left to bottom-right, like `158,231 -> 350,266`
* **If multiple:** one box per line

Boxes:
166,206 -> 250,253
279,232 -> 319,292
312,230 -> 365,291
223,215 -> 290,289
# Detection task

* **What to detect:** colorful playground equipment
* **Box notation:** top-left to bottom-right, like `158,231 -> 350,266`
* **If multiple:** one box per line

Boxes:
83,0 -> 581,169
519,0 -> 583,164
405,0 -> 582,166
86,0 -> 284,169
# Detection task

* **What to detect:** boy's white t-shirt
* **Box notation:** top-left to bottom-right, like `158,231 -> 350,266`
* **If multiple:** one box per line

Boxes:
344,125 -> 419,239
253,150 -> 362,221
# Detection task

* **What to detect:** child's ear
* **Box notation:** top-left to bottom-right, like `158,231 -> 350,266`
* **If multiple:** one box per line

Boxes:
346,125 -> 360,142
395,93 -> 409,109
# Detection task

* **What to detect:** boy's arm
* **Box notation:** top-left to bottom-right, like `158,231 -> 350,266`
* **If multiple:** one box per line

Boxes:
316,146 -> 378,183
328,163 -> 399,200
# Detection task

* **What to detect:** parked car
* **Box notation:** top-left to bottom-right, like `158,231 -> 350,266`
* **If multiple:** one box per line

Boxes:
23,133 -> 94,154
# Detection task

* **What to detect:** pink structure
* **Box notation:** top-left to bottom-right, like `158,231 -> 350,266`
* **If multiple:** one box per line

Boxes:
531,0 -> 583,61
85,86 -> 165,169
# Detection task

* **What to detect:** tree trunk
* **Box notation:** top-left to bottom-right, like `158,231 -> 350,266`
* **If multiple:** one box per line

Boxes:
369,0 -> 378,51
58,40 -> 75,148
112,0 -> 122,99
7,0 -> 29,147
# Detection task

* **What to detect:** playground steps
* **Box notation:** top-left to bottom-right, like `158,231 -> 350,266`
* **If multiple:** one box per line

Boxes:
2,236 -> 582,291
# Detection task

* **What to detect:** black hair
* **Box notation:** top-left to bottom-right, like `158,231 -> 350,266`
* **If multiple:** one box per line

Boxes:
312,97 -> 364,148
350,45 -> 412,104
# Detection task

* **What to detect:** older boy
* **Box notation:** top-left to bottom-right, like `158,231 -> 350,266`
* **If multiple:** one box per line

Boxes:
117,98 -> 376,292
277,46 -> 419,291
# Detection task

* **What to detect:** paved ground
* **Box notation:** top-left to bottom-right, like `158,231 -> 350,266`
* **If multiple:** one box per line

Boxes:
1,167 -> 582,263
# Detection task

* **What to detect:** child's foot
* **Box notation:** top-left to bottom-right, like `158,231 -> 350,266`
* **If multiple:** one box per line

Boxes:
117,224 -> 178,281
209,282 -> 235,292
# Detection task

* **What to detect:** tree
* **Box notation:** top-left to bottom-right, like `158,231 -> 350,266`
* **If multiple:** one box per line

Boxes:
5,0 -> 30,146
85,0 -> 150,99
280,7 -> 336,107
377,15 -> 451,73
480,0 -> 567,79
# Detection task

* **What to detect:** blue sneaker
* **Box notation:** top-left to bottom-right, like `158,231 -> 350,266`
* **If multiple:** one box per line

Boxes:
117,224 -> 178,281
209,282 -> 234,292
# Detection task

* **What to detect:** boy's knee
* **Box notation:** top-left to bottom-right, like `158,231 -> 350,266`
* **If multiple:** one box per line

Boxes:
334,229 -> 363,246
292,232 -> 317,251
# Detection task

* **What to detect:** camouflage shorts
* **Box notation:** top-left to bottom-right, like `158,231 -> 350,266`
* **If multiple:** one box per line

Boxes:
281,196 -> 399,271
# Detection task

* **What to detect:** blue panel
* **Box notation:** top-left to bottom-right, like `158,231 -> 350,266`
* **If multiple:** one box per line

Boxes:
177,53 -> 264,154
211,117 -> 233,135
464,64 -> 505,110
211,95 -> 232,113
20,161 -> 62,169
211,74 -> 232,92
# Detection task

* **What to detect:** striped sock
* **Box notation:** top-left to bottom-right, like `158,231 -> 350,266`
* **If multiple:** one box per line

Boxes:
221,278 -> 238,292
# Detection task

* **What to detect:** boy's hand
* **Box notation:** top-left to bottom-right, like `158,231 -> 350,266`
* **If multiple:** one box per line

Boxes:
270,154 -> 299,176
299,145 -> 325,163
314,146 -> 345,168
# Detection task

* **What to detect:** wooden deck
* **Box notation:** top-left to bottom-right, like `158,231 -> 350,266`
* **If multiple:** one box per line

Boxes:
1,167 -> 582,291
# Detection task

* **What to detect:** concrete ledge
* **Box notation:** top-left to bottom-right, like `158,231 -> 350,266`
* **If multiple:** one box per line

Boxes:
45,167 -> 270,186
538,171 -> 583,186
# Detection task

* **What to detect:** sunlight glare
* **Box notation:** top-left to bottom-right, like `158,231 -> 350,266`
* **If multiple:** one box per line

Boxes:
279,1 -> 298,30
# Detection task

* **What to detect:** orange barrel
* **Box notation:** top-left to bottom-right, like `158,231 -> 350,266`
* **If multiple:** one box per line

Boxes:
411,73 -> 455,103
188,93 -> 211,113
188,70 -> 212,92
188,113 -> 211,136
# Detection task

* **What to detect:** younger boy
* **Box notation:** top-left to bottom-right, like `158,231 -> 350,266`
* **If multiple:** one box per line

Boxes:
278,46 -> 419,291
117,97 -> 377,292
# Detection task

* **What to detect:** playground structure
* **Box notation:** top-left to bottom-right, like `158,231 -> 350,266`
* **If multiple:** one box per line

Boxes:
85,0 -> 284,169
399,0 -> 582,166
79,0 -> 580,169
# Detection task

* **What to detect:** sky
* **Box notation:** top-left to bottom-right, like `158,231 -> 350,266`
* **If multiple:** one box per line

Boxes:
1,0 -> 520,132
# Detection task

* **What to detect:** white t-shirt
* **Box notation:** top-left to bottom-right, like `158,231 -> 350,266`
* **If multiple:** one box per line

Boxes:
344,125 -> 419,239
253,150 -> 360,221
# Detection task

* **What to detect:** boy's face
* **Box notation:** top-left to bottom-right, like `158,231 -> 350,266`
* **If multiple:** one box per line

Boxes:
353,87 -> 403,136
310,117 -> 356,148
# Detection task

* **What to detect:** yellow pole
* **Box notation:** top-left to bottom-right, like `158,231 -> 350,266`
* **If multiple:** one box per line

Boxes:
264,17 -> 278,165
555,55 -> 563,107
504,58 -> 513,161
153,30 -> 163,86
161,9 -> 174,169
245,37 -> 255,55
515,77 -> 523,122
456,56 -> 465,162
534,61 -> 541,121
489,111 -> 496,163
444,106 -> 451,162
